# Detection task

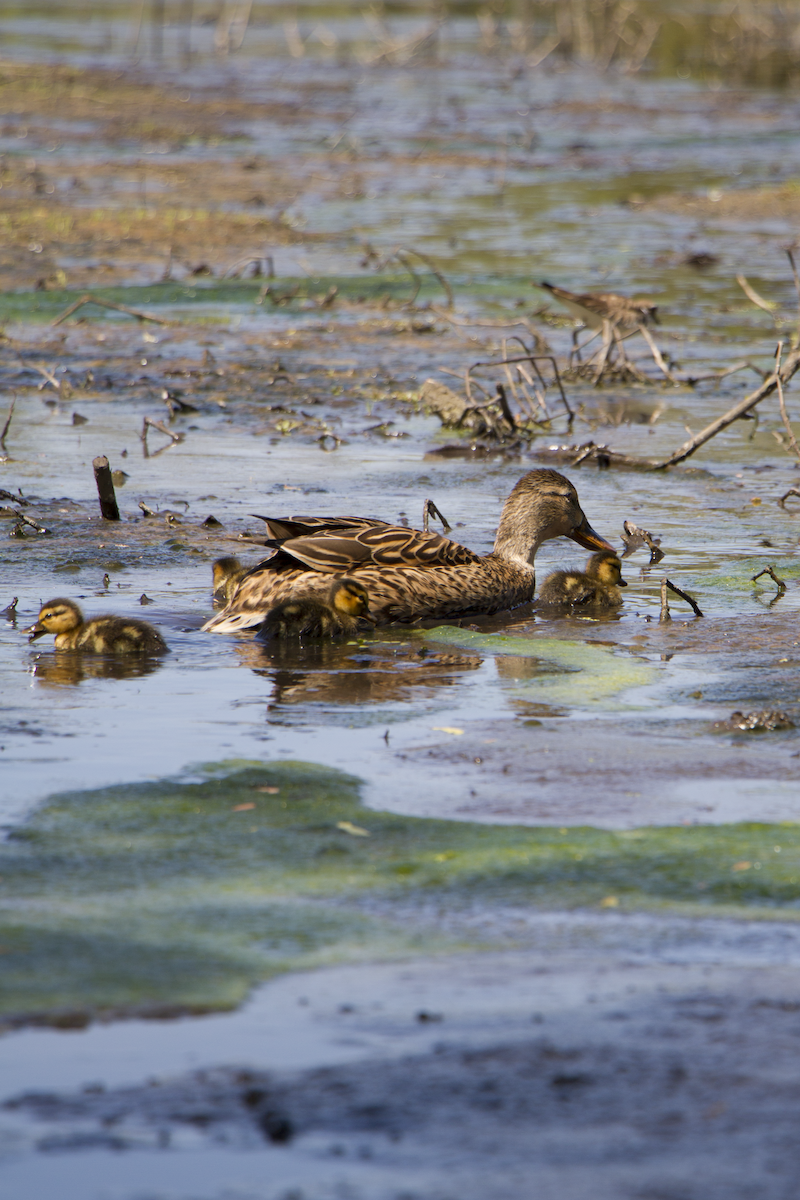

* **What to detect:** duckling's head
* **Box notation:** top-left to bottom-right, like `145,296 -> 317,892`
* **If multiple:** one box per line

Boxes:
330,577 -> 372,619
586,550 -> 627,588
25,598 -> 83,641
212,556 -> 243,591
495,470 -> 613,567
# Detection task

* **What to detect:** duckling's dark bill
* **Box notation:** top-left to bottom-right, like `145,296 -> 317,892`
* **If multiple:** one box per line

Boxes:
568,517 -> 614,553
24,622 -> 47,642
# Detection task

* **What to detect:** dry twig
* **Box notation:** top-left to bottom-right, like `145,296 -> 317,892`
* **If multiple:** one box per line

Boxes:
653,346 -> 800,469
664,578 -> 703,617
736,274 -> 777,314
15,510 -> 50,535
778,486 -> 800,509
0,396 -> 14,455
621,519 -> 664,563
52,294 -> 169,327
774,341 -> 800,463
422,499 -> 451,533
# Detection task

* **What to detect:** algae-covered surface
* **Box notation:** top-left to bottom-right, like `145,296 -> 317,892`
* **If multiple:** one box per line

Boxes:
4,757 -> 800,1025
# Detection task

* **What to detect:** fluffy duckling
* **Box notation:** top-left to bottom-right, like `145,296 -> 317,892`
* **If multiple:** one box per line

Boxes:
258,578 -> 373,641
25,598 -> 168,653
212,556 -> 246,603
537,550 -> 627,608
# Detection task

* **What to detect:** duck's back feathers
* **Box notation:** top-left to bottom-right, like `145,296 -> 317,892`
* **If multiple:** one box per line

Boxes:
256,518 -> 480,573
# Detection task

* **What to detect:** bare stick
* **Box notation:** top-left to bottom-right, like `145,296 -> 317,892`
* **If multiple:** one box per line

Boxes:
774,341 -> 800,463
736,274 -> 777,314
422,499 -> 451,533
467,353 -> 573,421
495,383 -> 516,429
142,416 -> 182,443
787,249 -> 800,322
636,322 -> 677,383
52,294 -> 169,327
752,565 -> 787,593
653,347 -> 800,469
664,578 -> 703,617
16,510 -> 50,534
93,455 -> 120,521
778,486 -> 800,509
394,252 -> 422,305
399,247 -> 453,308
30,363 -> 61,391
0,396 -> 14,451
659,579 -> 671,623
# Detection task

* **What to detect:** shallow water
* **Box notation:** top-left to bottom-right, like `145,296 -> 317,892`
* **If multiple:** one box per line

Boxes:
5,8 -> 800,1194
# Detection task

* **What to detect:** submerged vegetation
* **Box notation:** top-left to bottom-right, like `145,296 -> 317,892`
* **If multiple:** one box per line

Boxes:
5,0 -> 800,1044
2,759 -> 800,1025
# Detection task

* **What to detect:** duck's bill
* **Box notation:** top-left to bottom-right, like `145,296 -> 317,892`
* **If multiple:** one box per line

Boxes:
568,518 -> 614,553
619,578 -> 628,587
23,623 -> 46,642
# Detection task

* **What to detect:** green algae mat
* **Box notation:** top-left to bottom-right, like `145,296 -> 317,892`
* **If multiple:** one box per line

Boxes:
3,759 -> 800,1025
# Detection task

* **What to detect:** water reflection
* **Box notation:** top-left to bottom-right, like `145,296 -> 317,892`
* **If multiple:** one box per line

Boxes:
31,652 -> 165,687
235,637 -> 483,711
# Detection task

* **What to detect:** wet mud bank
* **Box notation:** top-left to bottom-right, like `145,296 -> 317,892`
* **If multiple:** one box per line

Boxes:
5,937 -> 800,1199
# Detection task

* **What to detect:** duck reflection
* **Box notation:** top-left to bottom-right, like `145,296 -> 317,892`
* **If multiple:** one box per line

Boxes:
31,651 -> 165,687
235,636 -> 483,711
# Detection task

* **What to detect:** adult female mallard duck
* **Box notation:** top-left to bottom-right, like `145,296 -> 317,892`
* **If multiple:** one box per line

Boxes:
202,470 -> 611,632
258,577 -> 373,640
24,598 -> 168,653
537,550 -> 627,608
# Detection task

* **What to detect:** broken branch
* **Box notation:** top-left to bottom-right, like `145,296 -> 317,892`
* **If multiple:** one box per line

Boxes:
752,565 -> 787,593
52,293 -> 169,327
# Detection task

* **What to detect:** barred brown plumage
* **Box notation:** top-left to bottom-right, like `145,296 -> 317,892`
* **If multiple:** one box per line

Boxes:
202,470 -> 612,633
538,281 -> 658,330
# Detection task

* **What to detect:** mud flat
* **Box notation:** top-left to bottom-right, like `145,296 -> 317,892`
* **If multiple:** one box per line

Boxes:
5,923 -> 800,1200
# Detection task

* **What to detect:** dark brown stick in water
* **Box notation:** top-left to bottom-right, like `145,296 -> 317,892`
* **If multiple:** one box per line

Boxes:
664,578 -> 703,617
92,455 -> 120,521
752,565 -> 787,593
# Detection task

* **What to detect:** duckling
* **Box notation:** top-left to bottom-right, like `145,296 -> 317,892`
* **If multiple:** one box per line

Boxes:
258,578 -> 373,640
537,550 -> 627,608
212,556 -> 246,603
24,598 -> 168,653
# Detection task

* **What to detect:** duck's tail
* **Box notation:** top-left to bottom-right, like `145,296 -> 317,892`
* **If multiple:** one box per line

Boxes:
201,607 -> 265,634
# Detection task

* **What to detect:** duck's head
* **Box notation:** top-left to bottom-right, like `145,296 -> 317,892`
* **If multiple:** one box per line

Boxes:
24,598 -> 83,641
330,578 -> 373,621
586,550 -> 627,587
212,556 -> 243,590
494,470 -> 613,568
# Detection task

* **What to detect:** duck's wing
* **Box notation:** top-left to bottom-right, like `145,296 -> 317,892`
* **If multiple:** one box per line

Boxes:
251,515 -> 387,542
266,524 -> 480,573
